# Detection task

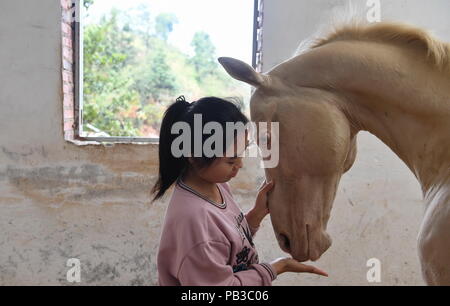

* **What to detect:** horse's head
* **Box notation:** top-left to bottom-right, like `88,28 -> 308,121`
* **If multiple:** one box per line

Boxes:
219,57 -> 357,261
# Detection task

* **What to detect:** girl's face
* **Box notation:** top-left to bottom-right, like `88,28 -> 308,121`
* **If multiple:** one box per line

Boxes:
191,132 -> 248,183
197,156 -> 243,183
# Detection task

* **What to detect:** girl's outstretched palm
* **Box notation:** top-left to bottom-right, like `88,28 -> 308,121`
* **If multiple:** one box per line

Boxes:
271,257 -> 328,277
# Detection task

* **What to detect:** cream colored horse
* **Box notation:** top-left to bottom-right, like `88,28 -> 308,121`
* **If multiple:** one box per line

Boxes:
219,22 -> 450,285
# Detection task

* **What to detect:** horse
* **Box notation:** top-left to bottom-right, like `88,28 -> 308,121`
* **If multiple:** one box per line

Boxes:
218,21 -> 450,285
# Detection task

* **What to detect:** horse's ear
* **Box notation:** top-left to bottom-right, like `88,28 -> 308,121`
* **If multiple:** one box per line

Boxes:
218,57 -> 268,88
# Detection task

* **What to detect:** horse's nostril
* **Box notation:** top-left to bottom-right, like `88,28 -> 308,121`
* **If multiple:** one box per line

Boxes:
279,233 -> 291,252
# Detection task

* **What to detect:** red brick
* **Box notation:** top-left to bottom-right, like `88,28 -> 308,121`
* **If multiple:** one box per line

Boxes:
63,83 -> 73,94
63,59 -> 73,71
60,0 -> 72,10
60,1 -> 78,140
63,37 -> 73,49
64,108 -> 74,119
64,119 -> 75,131
63,93 -> 74,106
64,92 -> 74,101
63,93 -> 74,103
64,129 -> 75,140
64,102 -> 74,111
61,23 -> 72,36
64,102 -> 74,112
62,10 -> 72,24
63,71 -> 74,84
63,48 -> 73,62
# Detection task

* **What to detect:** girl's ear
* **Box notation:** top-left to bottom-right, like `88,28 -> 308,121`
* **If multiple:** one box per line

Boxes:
218,57 -> 270,88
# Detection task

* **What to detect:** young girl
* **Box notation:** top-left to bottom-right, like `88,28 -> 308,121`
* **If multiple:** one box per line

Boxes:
153,96 -> 328,286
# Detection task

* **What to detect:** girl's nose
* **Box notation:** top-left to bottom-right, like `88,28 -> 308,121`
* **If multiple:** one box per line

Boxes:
237,158 -> 243,168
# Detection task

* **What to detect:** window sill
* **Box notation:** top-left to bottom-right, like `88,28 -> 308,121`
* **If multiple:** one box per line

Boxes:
65,136 -> 159,146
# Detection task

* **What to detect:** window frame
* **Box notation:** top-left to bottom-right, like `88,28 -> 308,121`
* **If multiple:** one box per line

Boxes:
70,0 -> 263,144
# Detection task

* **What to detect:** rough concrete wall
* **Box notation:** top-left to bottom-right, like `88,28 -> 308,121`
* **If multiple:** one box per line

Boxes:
0,0 -> 442,286
0,144 -> 161,285
0,0 -> 162,285
262,0 -> 450,71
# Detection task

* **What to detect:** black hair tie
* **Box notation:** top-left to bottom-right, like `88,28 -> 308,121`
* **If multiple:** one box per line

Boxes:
176,96 -> 186,103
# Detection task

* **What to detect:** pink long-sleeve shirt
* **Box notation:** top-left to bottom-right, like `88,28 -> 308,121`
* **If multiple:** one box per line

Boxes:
157,179 -> 277,286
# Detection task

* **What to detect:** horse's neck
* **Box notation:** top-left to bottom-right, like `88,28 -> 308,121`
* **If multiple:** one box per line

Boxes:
286,40 -> 450,198
424,174 -> 450,207
345,87 -> 450,197
336,42 -> 450,198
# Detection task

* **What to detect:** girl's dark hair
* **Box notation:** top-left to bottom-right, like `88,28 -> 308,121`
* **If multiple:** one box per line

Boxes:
151,96 -> 249,202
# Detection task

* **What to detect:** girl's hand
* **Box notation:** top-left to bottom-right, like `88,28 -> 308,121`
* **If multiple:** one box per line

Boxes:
270,257 -> 328,277
246,180 -> 274,229
254,180 -> 275,216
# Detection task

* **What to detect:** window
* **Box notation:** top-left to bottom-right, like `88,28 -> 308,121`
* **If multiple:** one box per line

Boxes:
65,0 -> 263,144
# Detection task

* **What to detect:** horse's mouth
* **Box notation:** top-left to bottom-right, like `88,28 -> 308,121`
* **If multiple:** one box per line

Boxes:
292,225 -> 332,262
278,233 -> 291,253
306,224 -> 311,261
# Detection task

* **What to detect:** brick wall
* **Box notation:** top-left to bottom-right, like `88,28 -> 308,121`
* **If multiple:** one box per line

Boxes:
254,0 -> 264,73
61,0 -> 75,141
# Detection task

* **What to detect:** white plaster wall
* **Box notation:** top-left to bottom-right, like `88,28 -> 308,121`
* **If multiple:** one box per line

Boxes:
262,0 -> 450,71
254,0 -> 450,285
0,0 -> 447,286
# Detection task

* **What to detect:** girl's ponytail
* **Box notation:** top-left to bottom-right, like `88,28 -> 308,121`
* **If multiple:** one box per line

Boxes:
151,96 -> 190,201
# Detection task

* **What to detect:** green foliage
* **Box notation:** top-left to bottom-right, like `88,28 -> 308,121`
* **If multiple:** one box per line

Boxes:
155,13 -> 178,42
83,4 -> 249,137
190,32 -> 219,80
83,0 -> 95,10
83,10 -> 141,136
132,43 -> 178,104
